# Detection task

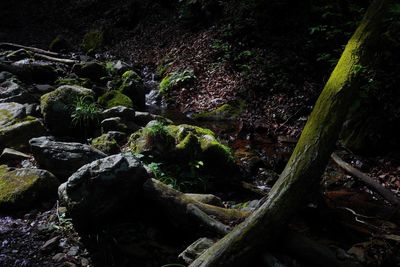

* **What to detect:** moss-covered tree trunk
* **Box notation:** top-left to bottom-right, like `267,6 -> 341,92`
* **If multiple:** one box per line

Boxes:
190,0 -> 392,266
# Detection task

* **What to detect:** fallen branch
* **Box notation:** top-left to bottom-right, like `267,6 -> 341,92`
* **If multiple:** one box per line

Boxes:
32,53 -> 79,65
331,153 -> 400,206
0,42 -> 61,57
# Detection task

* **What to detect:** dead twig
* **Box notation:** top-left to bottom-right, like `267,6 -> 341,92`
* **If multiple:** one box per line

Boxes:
331,153 -> 400,206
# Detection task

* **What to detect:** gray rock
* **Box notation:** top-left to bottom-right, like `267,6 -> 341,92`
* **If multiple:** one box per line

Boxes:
30,136 -> 107,180
0,102 -> 26,126
0,71 -> 13,83
101,117 -> 140,133
102,106 -> 135,121
58,153 -> 149,229
72,61 -> 107,82
0,148 -> 30,163
134,111 -> 171,126
0,167 -> 60,212
33,84 -> 54,94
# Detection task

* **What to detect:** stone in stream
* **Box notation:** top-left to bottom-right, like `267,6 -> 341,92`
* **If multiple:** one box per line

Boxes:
29,136 -> 107,181
40,85 -> 95,136
0,165 -> 60,212
102,105 -> 136,121
0,102 -> 47,151
0,77 -> 33,104
58,153 -> 149,229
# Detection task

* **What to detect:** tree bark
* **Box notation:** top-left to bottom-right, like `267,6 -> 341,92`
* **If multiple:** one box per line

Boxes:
190,0 -> 392,266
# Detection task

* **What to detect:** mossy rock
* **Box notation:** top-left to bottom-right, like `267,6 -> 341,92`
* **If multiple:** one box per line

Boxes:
0,117 -> 47,151
129,121 -> 176,159
98,90 -> 133,109
91,133 -> 119,155
0,168 -> 59,212
40,85 -> 95,136
191,99 -> 246,120
82,30 -> 104,54
159,69 -> 196,95
129,123 -> 235,172
0,102 -> 26,127
118,70 -> 145,110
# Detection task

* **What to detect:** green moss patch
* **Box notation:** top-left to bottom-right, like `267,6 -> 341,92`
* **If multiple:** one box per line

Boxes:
0,168 -> 59,212
192,99 -> 246,120
98,91 -> 133,108
82,30 -> 104,54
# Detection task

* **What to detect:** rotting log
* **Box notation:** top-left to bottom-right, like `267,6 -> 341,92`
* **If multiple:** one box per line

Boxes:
190,0 -> 393,266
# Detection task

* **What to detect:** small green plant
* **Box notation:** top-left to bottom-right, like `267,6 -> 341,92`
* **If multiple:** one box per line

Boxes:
71,96 -> 101,127
353,64 -> 367,75
159,69 -> 196,94
147,162 -> 180,189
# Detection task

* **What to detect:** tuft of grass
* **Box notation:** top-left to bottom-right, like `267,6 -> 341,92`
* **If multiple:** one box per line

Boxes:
71,96 -> 101,127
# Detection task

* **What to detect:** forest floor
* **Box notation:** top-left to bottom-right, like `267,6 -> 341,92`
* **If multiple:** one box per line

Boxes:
0,1 -> 400,266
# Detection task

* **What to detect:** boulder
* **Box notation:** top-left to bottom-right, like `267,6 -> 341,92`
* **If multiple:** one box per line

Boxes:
118,70 -> 145,110
40,85 -> 95,136
72,61 -> 107,82
30,136 -> 107,180
129,122 -> 236,174
0,166 -> 59,212
101,117 -> 140,134
10,59 -> 58,83
0,102 -> 47,151
58,153 -> 149,229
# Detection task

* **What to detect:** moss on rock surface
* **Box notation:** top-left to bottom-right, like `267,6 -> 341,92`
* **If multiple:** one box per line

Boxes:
91,133 -> 119,154
0,117 -> 47,151
40,85 -> 95,136
191,99 -> 246,120
0,103 -> 47,150
0,168 -> 59,212
82,30 -> 104,54
118,70 -> 145,110
129,122 -> 235,171
98,90 -> 133,109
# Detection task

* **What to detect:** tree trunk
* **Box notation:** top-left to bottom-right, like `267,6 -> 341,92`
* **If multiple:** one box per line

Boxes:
190,0 -> 392,266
